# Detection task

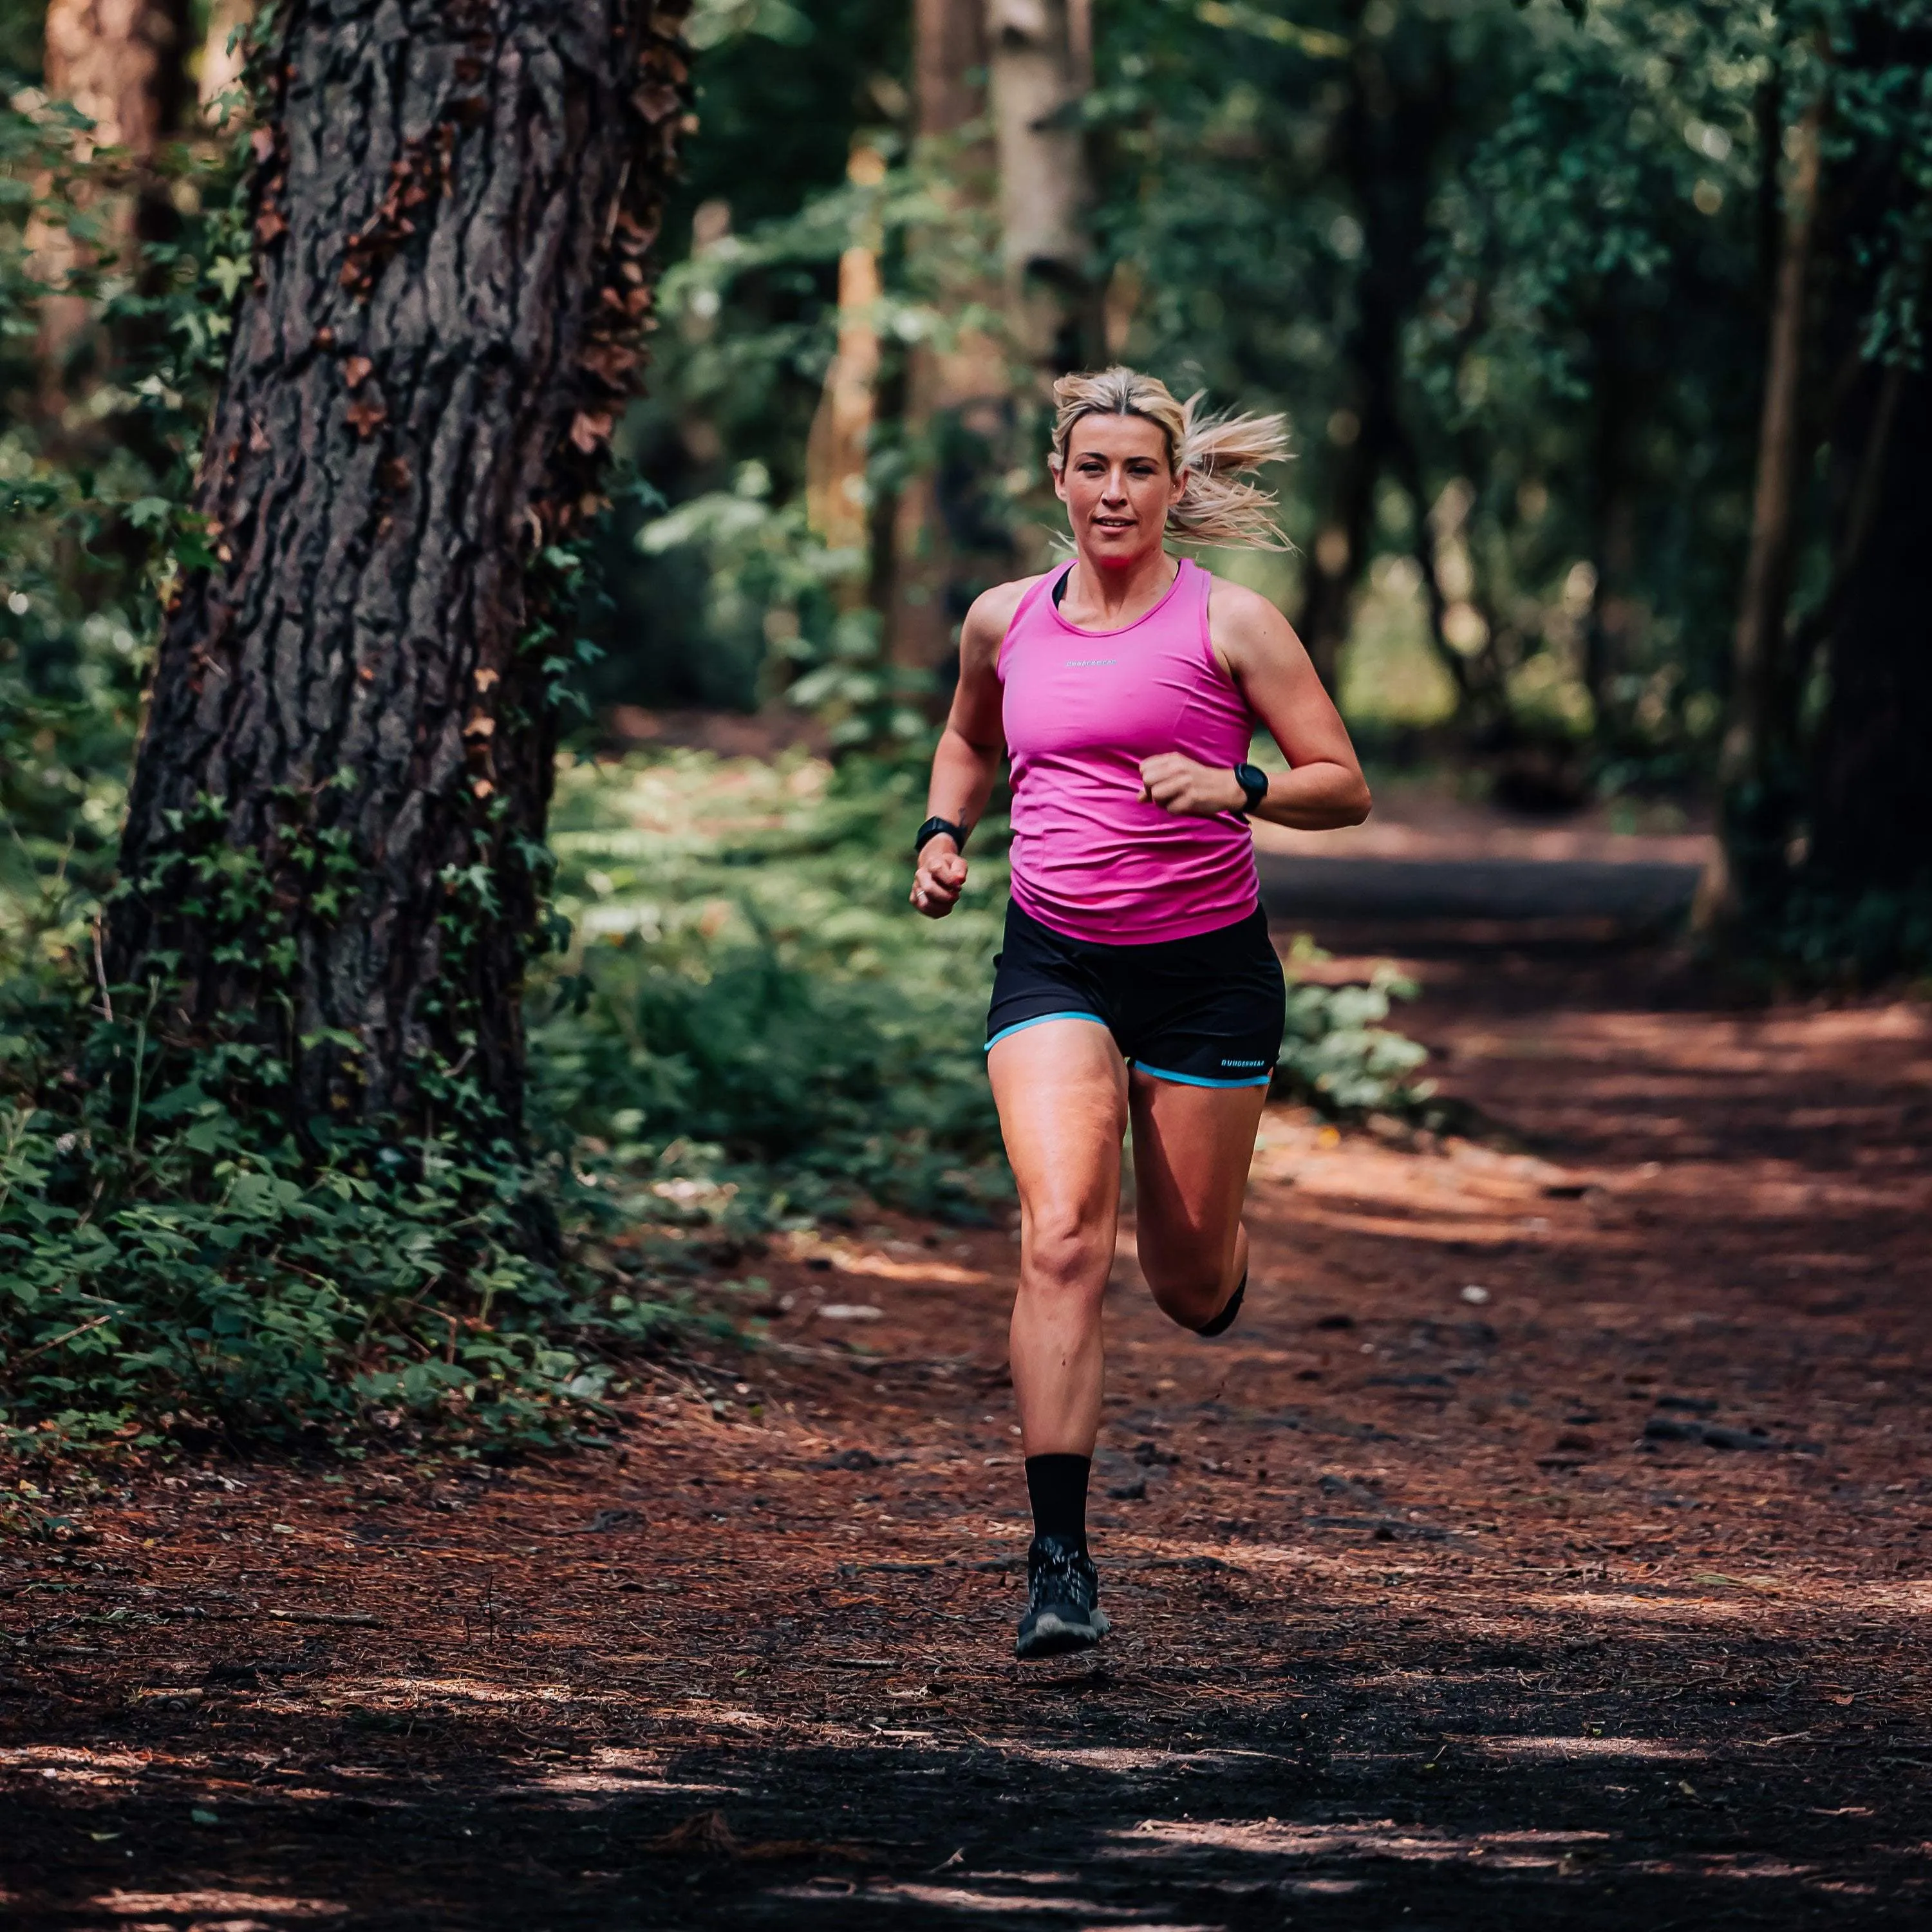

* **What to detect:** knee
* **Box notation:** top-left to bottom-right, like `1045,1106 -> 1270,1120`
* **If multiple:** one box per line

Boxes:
1019,1211 -> 1111,1306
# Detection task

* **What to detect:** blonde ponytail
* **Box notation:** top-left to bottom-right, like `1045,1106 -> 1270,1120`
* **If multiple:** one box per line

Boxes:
1047,366 -> 1293,550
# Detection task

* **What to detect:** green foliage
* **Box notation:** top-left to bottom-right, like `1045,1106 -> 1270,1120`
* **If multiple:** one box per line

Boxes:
619,116 -> 1008,746
1,50 -> 252,952
534,749 -> 1010,1221
0,40 -> 702,1454
0,1000 -> 680,1456
0,787 -> 704,1456
1275,939 -> 1435,1117
1763,876 -> 1932,988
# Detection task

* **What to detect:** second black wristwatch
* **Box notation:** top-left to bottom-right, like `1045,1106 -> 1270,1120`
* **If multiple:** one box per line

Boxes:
1232,762 -> 1269,816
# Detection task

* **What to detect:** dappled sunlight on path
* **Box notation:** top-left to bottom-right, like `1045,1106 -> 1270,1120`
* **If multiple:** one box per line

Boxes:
3,947 -> 1929,1927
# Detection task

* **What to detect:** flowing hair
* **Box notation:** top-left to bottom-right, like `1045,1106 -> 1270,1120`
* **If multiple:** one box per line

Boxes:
1047,366 -> 1293,550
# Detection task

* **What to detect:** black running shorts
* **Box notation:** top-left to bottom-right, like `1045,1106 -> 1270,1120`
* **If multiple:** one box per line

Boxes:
986,899 -> 1286,1089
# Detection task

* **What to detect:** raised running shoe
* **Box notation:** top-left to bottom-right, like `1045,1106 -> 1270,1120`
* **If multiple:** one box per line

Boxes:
1015,1533 -> 1111,1659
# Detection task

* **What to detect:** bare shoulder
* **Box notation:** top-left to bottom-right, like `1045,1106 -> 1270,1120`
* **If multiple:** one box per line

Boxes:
961,571 -> 1054,668
1203,570 -> 1309,672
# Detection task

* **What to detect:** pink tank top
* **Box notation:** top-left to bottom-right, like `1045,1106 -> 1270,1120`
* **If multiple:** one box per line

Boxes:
998,556 -> 1260,944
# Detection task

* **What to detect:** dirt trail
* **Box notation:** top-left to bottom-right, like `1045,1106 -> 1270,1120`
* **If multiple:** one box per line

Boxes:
5,939 -> 1931,1929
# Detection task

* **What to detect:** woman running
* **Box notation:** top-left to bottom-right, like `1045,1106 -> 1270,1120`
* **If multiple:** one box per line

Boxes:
909,367 -> 1371,1658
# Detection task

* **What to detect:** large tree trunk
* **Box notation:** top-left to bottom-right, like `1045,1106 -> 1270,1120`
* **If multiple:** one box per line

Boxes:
104,0 -> 690,1141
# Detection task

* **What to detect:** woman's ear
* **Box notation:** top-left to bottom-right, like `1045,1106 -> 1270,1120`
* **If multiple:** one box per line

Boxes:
1049,458 -> 1071,506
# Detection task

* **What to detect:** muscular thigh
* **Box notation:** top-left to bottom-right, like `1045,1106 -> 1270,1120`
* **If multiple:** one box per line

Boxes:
1128,1073 -> 1266,1284
988,1019 -> 1129,1241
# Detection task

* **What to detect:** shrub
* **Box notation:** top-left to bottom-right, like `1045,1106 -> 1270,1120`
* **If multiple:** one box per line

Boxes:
1274,940 -> 1435,1116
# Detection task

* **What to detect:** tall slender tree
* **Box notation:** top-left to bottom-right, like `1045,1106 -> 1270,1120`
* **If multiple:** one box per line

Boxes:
103,0 -> 691,1141
33,0 -> 192,383
886,0 -> 1007,677
986,0 -> 1096,372
1293,3 -> 1454,695
805,142 -> 886,563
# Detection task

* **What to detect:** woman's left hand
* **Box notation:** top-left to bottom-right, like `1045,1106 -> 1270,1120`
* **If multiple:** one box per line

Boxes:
1138,752 -> 1246,817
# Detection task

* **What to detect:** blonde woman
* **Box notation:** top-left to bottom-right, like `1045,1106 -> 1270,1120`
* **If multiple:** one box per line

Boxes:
910,367 -> 1371,1658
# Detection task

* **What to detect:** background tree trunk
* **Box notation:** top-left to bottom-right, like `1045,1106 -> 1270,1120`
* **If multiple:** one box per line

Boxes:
104,0 -> 690,1142
984,0 -> 1096,374
1803,363 -> 1931,917
805,143 -> 885,566
886,0 -> 1007,685
1703,91 -> 1823,935
1721,94 -> 1822,796
197,0 -> 255,122
33,0 -> 192,389
1293,9 -> 1450,697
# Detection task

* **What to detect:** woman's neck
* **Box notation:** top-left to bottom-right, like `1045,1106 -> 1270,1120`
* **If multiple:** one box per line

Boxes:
1062,545 -> 1177,628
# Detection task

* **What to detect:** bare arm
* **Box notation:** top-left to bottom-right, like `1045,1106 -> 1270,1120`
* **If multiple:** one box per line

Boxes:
1138,577 -> 1371,829
910,577 -> 1034,919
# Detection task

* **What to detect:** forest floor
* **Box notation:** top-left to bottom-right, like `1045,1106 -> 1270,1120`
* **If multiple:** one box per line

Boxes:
4,926 -> 1931,1929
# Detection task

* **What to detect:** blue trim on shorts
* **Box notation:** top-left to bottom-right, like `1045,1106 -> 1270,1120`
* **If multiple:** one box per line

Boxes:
1130,1060 -> 1274,1089
984,1010 -> 1108,1053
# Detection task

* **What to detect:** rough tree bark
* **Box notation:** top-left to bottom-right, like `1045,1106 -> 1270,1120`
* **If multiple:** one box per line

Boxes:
104,0 -> 691,1141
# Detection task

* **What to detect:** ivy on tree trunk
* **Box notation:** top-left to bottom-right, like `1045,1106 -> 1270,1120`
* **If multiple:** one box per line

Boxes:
105,0 -> 690,1140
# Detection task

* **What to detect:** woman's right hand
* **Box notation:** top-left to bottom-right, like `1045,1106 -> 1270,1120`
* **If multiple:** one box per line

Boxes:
910,836 -> 968,919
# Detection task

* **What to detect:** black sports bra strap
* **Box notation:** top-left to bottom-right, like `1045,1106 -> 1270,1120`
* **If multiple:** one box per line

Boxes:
1051,563 -> 1074,608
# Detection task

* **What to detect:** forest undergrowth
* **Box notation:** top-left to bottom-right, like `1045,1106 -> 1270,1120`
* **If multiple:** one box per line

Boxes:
0,733 -> 1435,1468
0,8 -> 1418,1471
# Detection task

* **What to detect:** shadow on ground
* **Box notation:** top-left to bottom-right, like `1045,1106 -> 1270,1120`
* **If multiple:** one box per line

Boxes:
5,914 -> 1929,1929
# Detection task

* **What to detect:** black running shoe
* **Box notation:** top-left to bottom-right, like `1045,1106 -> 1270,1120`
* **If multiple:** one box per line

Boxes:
1194,1268 -> 1246,1338
1015,1533 -> 1111,1659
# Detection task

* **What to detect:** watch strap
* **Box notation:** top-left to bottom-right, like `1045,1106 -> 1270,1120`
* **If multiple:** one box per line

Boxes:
1233,763 -> 1269,816
914,814 -> 968,859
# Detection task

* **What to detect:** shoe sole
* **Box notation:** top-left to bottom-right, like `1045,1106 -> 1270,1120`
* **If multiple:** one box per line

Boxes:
1015,1606 -> 1111,1660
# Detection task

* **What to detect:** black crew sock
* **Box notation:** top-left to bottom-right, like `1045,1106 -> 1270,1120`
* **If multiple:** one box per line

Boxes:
1024,1453 -> 1091,1552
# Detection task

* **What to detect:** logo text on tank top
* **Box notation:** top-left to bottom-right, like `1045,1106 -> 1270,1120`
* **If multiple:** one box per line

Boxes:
1064,658 -> 1118,668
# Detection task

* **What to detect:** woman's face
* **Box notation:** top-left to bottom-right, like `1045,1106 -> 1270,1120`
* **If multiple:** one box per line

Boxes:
1054,412 -> 1186,570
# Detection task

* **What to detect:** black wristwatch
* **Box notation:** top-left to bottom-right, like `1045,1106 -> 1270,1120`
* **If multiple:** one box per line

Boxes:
1232,762 -> 1269,817
914,814 -> 969,860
